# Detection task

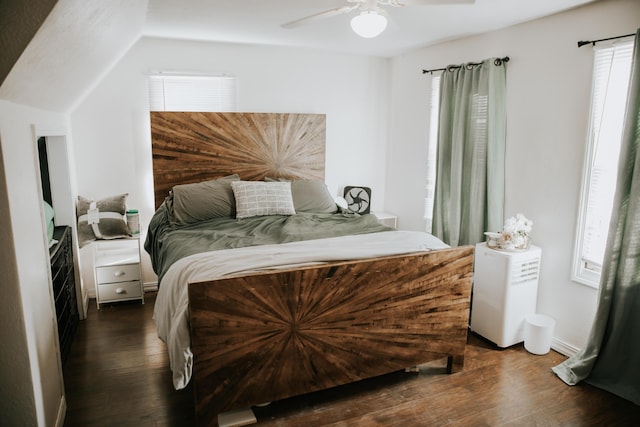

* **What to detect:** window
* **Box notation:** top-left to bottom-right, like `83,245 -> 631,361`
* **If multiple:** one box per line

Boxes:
148,75 -> 237,112
573,40 -> 634,287
424,74 -> 440,232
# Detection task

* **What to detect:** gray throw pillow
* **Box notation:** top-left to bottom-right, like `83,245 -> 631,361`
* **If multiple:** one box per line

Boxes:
265,178 -> 337,213
171,174 -> 240,224
76,193 -> 130,247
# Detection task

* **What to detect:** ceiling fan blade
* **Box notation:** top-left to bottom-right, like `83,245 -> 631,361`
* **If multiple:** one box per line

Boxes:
281,5 -> 359,29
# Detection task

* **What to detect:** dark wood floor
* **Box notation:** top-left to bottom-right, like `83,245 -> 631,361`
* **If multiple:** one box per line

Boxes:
63,292 -> 640,427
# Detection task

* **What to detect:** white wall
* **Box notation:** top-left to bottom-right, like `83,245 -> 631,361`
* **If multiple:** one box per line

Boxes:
0,130 -> 37,427
387,0 -> 640,351
71,37 -> 390,286
0,100 -> 69,426
68,0 -> 638,352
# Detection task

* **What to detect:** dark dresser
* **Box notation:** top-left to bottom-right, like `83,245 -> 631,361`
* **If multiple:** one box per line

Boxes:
50,226 -> 79,366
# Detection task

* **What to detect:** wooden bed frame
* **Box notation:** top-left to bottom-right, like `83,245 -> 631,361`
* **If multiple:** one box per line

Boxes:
189,248 -> 474,426
150,112 -> 475,426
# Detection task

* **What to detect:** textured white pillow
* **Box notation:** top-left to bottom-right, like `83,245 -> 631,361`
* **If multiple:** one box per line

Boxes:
231,181 -> 296,219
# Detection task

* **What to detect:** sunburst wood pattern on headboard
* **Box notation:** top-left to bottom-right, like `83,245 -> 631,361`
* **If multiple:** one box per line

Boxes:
150,112 -> 326,208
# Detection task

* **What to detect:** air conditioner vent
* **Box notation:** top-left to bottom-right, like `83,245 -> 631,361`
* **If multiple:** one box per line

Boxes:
511,258 -> 540,285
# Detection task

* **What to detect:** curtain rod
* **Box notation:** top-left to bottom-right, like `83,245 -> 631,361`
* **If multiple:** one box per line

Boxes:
577,33 -> 635,48
422,56 -> 509,75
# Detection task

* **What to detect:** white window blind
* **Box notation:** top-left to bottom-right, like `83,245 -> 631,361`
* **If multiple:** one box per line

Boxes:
424,75 -> 440,233
148,75 -> 237,112
573,40 -> 633,287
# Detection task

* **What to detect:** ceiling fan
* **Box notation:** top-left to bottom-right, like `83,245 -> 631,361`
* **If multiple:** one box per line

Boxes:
282,0 -> 475,39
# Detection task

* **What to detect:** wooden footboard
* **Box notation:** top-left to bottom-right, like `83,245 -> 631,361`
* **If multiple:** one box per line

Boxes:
188,245 -> 474,426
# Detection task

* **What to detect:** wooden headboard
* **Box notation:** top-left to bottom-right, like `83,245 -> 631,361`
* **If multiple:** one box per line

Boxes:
150,112 -> 327,208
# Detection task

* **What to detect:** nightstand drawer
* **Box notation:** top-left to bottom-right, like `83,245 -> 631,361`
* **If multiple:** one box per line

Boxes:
97,281 -> 143,302
96,264 -> 140,285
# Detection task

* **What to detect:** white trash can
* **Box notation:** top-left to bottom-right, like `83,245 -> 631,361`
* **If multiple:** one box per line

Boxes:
524,314 -> 555,355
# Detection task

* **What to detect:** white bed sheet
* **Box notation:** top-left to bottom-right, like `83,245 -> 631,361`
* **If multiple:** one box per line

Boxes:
153,230 -> 449,390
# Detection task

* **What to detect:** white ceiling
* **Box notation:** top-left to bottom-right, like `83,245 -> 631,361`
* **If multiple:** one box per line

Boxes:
0,0 -> 597,112
143,0 -> 597,57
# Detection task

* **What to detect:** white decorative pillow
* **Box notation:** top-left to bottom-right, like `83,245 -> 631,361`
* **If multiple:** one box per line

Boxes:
231,181 -> 296,219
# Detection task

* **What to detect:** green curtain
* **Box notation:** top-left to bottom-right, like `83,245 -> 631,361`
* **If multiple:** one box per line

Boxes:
552,29 -> 640,406
432,58 -> 506,246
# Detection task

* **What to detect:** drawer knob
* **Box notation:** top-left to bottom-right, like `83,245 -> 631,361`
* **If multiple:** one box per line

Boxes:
114,271 -> 126,277
115,288 -> 126,294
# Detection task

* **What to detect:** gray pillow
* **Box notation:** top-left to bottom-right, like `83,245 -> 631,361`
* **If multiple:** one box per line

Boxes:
171,174 -> 240,224
265,178 -> 337,213
76,193 -> 130,247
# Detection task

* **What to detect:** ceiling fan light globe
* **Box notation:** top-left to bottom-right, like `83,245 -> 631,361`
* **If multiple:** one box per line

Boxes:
350,11 -> 387,38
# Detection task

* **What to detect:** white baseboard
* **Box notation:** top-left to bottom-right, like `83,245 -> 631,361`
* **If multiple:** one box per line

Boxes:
144,281 -> 158,292
469,328 -> 580,358
56,395 -> 67,427
551,338 -> 579,357
82,290 -> 90,319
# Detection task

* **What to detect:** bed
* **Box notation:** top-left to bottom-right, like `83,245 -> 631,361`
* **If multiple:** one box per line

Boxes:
148,112 -> 474,426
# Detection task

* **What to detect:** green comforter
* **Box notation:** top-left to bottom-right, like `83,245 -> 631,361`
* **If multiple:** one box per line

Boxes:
144,203 -> 393,282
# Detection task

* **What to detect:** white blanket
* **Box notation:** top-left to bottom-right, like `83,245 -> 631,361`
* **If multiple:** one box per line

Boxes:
153,230 -> 449,390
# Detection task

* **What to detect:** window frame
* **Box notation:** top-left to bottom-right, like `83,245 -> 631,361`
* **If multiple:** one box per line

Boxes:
572,40 -> 634,288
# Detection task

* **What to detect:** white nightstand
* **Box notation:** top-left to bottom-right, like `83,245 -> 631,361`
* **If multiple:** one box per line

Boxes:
373,211 -> 398,228
94,238 -> 144,308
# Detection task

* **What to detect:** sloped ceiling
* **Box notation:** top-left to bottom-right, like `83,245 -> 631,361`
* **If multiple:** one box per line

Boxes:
0,0 -> 58,87
0,0 -> 148,113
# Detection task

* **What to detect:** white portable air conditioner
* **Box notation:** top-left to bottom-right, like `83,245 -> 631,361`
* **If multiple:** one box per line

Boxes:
470,243 -> 542,348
